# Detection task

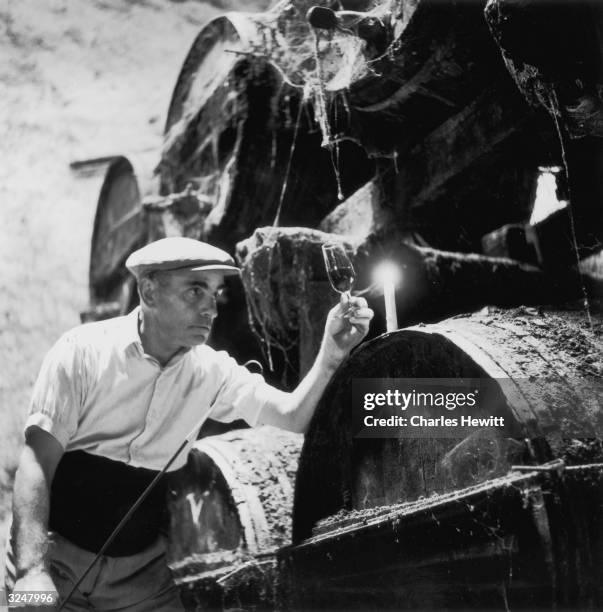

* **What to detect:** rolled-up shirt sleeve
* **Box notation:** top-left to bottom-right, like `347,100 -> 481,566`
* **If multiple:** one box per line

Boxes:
25,332 -> 85,448
209,352 -> 288,427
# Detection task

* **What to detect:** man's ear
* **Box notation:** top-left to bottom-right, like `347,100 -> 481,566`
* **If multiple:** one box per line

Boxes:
138,276 -> 157,307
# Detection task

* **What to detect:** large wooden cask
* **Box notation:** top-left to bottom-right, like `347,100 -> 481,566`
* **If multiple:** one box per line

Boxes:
279,307 -> 602,610
88,154 -> 157,314
159,11 -> 373,252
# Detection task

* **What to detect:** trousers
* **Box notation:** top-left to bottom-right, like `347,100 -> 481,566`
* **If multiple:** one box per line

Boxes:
5,530 -> 184,611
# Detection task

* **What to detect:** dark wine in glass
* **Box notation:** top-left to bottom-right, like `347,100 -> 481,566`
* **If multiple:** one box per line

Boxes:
322,244 -> 355,304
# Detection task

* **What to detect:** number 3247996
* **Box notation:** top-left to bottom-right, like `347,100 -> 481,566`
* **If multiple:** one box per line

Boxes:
8,591 -> 57,605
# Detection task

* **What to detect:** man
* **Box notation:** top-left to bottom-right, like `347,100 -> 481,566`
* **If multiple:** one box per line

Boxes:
8,237 -> 373,610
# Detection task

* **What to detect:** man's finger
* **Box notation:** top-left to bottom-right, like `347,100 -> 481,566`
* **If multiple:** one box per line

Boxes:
348,315 -> 372,324
342,307 -> 373,320
348,319 -> 371,330
348,296 -> 368,309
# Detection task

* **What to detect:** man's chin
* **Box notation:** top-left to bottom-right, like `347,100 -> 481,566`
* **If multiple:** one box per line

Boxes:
187,328 -> 211,344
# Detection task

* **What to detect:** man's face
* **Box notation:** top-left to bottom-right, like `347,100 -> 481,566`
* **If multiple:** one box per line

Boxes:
148,268 -> 226,348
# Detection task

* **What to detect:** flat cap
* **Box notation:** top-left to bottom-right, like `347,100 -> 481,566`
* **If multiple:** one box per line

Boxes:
125,237 -> 240,279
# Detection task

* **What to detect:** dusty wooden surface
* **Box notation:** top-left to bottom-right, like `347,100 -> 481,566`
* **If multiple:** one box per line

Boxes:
292,306 -> 602,542
282,307 -> 602,609
167,427 -> 302,609
279,466 -> 603,610
168,427 -> 302,570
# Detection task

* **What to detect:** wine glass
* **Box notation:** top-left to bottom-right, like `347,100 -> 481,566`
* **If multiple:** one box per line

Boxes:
322,243 -> 355,308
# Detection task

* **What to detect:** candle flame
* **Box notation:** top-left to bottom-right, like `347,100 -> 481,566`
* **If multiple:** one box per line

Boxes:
372,260 -> 401,286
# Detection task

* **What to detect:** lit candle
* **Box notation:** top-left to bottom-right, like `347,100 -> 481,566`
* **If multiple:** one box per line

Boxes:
373,261 -> 401,333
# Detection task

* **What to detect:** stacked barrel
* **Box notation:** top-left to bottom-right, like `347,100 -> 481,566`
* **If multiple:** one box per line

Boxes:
86,0 -> 603,609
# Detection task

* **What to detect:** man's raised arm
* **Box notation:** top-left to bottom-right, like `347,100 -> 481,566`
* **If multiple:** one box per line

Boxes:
11,427 -> 63,597
260,295 -> 373,433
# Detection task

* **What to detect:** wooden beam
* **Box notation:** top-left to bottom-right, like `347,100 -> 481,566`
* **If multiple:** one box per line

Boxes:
394,88 -> 530,211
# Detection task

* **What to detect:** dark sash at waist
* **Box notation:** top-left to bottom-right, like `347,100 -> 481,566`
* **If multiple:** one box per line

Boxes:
49,450 -> 169,557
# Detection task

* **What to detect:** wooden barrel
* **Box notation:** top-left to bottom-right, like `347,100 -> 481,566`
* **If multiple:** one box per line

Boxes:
293,307 -> 602,542
167,427 -> 302,574
276,307 -> 602,610
159,13 -> 374,252
89,154 -> 158,310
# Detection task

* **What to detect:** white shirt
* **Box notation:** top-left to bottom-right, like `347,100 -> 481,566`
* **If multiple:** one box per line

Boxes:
25,308 -> 286,471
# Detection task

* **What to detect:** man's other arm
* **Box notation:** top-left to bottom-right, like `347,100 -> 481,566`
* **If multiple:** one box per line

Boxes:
11,427 -> 63,595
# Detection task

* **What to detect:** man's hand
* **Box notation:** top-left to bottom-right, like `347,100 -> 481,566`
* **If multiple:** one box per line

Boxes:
10,569 -> 58,609
320,295 -> 374,367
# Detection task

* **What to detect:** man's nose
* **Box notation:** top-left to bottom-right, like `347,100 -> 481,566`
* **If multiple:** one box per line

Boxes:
204,295 -> 218,317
